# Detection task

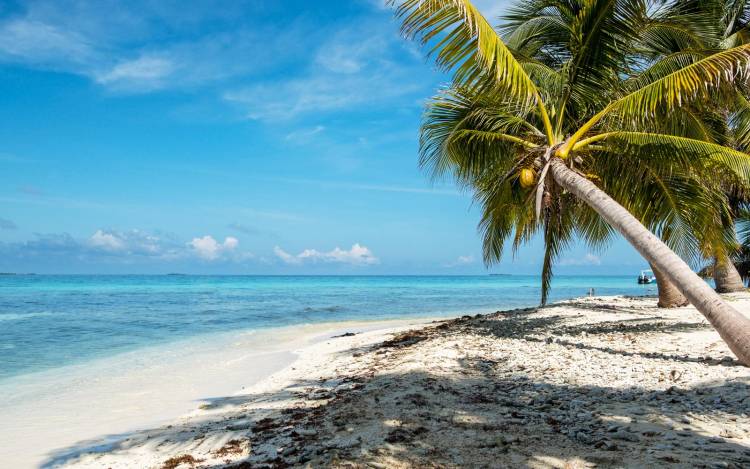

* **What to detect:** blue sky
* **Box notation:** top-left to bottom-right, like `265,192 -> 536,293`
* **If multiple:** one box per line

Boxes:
0,0 -> 643,274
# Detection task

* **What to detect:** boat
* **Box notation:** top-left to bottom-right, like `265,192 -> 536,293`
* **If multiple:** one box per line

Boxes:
637,269 -> 656,284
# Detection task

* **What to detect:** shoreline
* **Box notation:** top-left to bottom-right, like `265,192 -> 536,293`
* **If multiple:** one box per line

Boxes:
44,293 -> 750,468
6,293 -> 750,467
0,316 -> 440,468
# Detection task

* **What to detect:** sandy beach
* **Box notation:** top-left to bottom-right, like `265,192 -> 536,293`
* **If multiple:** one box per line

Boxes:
32,293 -> 750,468
0,318 -> 440,468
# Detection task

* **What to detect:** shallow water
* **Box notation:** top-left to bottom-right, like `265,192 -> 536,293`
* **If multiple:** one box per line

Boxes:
0,274 -> 655,380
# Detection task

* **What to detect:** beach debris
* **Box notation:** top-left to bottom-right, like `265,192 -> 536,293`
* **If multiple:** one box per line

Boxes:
160,454 -> 204,469
251,417 -> 278,434
214,439 -> 249,457
379,330 -> 428,349
384,426 -> 428,444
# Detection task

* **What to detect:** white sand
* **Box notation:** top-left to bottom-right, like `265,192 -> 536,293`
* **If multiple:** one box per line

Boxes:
46,293 -> 750,469
0,318 -> 435,468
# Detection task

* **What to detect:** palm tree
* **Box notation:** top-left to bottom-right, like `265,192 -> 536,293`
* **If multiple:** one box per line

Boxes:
389,0 -> 750,364
645,0 -> 750,293
649,264 -> 689,307
707,0 -> 750,292
498,0 -> 737,307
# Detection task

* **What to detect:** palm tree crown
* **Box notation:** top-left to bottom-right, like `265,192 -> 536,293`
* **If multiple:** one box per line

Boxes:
393,0 -> 750,302
389,0 -> 750,365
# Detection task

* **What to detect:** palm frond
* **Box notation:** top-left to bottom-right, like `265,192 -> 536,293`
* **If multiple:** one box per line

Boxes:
576,131 -> 750,181
582,142 -> 734,264
623,51 -> 708,91
420,86 -> 543,182
731,92 -> 750,150
561,44 -> 750,156
390,0 -> 538,99
615,45 -> 750,117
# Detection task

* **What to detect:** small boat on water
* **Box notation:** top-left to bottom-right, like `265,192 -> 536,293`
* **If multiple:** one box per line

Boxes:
637,269 -> 656,284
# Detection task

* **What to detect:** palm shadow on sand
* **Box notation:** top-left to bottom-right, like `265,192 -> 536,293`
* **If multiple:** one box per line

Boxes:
41,309 -> 750,468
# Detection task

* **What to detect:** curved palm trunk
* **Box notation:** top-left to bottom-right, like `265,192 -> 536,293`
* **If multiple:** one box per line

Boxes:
549,158 -> 750,365
713,255 -> 746,293
649,263 -> 688,308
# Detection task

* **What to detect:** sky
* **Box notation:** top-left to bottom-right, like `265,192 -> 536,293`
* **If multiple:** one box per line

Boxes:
0,0 -> 644,275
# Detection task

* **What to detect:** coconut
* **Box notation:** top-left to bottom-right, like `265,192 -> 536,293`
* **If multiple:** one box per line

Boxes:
519,168 -> 536,188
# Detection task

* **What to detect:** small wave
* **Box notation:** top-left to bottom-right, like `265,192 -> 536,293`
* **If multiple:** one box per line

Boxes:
0,312 -> 53,322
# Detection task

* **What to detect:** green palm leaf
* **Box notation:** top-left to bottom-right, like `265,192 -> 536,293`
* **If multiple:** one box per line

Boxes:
561,44 -> 750,155
390,0 -> 538,97
576,131 -> 750,181
389,0 -> 555,141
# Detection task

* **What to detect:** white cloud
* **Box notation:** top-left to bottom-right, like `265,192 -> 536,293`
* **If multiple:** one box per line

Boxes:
273,246 -> 301,265
223,236 -> 239,249
274,243 -> 379,265
0,19 -> 93,65
456,255 -> 474,265
189,235 -> 239,260
0,2 -> 308,93
96,55 -> 176,89
1,229 -> 256,268
88,229 -> 167,255
0,1 -> 433,102
224,68 -> 423,121
284,125 -> 325,142
314,34 -> 387,74
223,24 -> 427,120
559,253 -> 602,266
89,230 -> 126,251
444,254 -> 475,267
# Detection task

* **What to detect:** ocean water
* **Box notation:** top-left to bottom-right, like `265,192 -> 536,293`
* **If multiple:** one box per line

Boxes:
0,274 -> 655,380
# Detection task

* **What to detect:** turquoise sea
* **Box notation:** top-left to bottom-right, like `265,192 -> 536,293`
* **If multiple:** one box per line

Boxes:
0,274 -> 655,380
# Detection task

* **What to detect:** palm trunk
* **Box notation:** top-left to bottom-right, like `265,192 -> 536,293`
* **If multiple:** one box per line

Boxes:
713,254 -> 746,293
649,263 -> 688,308
549,158 -> 750,365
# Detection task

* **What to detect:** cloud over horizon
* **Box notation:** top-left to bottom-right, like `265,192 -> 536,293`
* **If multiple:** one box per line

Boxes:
444,254 -> 475,267
274,243 -> 379,266
189,235 -> 240,261
0,229 -> 253,270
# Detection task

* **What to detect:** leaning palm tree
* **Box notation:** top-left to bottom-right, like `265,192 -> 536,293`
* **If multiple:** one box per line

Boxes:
496,0 -> 738,307
389,0 -> 750,364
